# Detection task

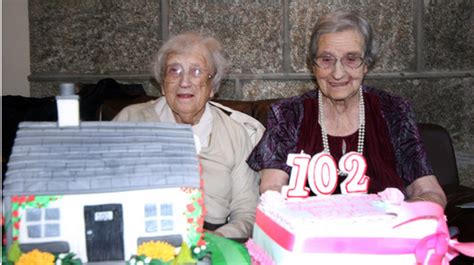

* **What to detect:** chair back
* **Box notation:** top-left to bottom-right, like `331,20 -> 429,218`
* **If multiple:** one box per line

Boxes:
418,123 -> 459,186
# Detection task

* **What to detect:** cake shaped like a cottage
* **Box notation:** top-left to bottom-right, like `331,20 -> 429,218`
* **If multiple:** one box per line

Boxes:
3,121 -> 204,263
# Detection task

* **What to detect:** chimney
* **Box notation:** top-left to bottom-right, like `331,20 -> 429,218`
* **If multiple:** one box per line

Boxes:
56,83 -> 80,127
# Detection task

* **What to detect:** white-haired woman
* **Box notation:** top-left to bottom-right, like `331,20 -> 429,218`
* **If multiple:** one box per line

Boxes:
114,32 -> 262,239
248,11 -> 446,208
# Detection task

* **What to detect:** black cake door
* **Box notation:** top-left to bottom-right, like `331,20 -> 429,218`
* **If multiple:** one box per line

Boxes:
84,204 -> 124,261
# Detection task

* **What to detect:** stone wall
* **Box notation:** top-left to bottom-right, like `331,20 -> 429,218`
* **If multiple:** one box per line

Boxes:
28,0 -> 473,187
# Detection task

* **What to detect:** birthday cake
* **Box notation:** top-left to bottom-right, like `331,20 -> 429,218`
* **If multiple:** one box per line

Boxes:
247,189 -> 463,265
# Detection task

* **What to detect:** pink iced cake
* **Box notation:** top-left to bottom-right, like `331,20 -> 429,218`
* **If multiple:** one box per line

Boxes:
247,189 -> 470,265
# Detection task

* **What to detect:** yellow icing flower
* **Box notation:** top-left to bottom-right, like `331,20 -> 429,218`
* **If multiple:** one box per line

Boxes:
16,249 -> 55,265
137,241 -> 176,262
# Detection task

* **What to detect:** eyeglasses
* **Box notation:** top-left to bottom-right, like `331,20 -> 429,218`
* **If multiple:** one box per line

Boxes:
314,54 -> 364,70
164,63 -> 213,84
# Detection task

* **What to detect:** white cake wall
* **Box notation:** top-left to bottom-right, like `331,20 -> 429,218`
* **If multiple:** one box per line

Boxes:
17,188 -> 193,262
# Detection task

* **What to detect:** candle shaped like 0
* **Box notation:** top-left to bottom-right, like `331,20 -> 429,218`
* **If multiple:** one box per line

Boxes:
307,152 -> 339,196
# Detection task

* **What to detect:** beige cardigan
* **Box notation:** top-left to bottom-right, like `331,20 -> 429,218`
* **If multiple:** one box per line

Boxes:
113,100 -> 260,238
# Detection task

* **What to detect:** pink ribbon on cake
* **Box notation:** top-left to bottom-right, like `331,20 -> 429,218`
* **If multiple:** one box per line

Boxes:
256,201 -> 474,264
397,202 -> 474,264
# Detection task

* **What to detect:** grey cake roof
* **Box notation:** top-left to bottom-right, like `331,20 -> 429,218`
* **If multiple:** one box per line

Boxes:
3,122 -> 200,196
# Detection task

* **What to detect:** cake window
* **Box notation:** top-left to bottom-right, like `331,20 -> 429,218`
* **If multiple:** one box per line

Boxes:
145,204 -> 157,218
27,225 -> 41,238
144,203 -> 159,233
24,207 -> 61,239
44,224 -> 60,237
160,203 -> 173,216
45,208 -> 60,220
144,203 -> 175,233
160,219 -> 173,231
26,208 -> 42,221
145,220 -> 158,233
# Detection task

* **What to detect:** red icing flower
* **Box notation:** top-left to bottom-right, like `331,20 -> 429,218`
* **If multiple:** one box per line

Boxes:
197,197 -> 204,206
14,222 -> 20,229
13,236 -> 18,241
12,196 -> 26,203
187,218 -> 194,224
197,216 -> 204,226
197,238 -> 206,247
19,196 -> 27,203
27,195 -> 35,202
187,204 -> 195,212
12,210 -> 19,218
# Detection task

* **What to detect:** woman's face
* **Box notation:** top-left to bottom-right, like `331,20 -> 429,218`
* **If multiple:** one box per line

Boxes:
162,45 -> 214,124
312,30 -> 368,101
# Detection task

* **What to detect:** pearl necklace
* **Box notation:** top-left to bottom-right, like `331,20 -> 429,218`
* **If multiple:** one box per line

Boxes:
318,86 -> 365,157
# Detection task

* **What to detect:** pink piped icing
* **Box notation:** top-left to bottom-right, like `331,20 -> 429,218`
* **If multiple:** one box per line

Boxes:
377,187 -> 405,205
246,239 -> 276,265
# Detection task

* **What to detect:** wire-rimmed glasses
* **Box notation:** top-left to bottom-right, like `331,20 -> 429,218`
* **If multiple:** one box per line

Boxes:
164,63 -> 213,84
314,54 -> 365,70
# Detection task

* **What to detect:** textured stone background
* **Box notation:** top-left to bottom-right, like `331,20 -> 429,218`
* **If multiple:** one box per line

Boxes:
28,0 -> 473,188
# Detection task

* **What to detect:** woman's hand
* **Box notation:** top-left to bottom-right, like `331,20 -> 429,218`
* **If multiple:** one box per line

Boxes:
406,175 -> 447,208
259,169 -> 290,194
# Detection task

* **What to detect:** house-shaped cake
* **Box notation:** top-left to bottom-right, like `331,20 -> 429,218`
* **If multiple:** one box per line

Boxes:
3,118 -> 205,263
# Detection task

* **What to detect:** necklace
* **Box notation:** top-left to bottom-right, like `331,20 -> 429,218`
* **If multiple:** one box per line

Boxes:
318,86 -> 365,161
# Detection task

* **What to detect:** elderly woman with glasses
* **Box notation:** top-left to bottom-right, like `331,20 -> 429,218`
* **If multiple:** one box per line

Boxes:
114,32 -> 262,238
247,11 -> 447,207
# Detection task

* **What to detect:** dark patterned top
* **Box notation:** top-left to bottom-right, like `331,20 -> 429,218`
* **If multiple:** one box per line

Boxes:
247,86 -> 433,193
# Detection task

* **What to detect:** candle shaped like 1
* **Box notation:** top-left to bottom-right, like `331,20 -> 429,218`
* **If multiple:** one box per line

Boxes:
281,151 -> 311,198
